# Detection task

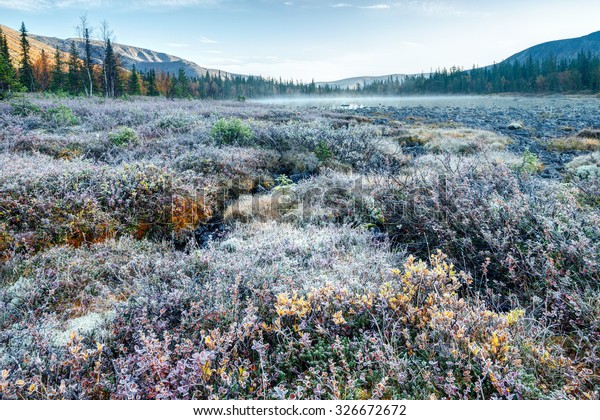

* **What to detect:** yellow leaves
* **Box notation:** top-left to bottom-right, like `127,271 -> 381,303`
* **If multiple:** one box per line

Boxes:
275,292 -> 311,318
28,383 -> 36,393
359,293 -> 373,307
506,309 -> 525,326
201,361 -> 213,380
442,310 -> 454,319
237,366 -> 250,386
332,311 -> 346,325
204,335 -> 216,350
96,342 -> 104,353
15,379 -> 25,387
379,282 -> 393,298
1,370 -> 8,380
489,331 -> 510,359
490,332 -> 500,352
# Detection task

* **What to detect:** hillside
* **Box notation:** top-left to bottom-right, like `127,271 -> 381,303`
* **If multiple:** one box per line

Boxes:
503,30 -> 600,63
1,24 -> 233,79
0,24 -> 70,64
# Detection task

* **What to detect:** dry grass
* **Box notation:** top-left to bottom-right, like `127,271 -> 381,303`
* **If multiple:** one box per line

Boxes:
404,126 -> 512,154
547,136 -> 600,152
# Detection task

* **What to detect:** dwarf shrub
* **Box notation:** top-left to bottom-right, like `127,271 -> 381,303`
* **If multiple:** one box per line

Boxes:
109,127 -> 139,147
211,118 -> 253,146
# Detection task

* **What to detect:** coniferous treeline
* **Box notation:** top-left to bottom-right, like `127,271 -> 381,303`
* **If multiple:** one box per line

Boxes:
352,52 -> 600,95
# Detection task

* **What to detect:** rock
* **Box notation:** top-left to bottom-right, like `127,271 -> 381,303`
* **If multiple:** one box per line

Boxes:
508,121 -> 525,130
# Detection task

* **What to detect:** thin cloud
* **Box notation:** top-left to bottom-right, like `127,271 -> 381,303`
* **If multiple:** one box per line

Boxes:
331,3 -> 352,7
393,1 -> 491,17
0,0 -> 223,10
0,0 -> 51,10
360,4 -> 391,9
199,36 -> 219,44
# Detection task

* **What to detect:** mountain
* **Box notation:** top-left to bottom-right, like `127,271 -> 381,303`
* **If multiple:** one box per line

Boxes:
0,24 -> 70,64
317,74 -> 413,89
502,30 -> 600,64
0,24 -> 233,79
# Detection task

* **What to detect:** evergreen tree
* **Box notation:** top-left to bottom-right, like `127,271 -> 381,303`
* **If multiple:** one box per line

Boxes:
146,69 -> 158,96
102,39 -> 118,97
0,28 -> 10,66
173,67 -> 190,98
18,22 -> 35,92
50,47 -> 64,92
128,64 -> 141,95
83,27 -> 94,96
67,40 -> 82,94
0,27 -> 22,98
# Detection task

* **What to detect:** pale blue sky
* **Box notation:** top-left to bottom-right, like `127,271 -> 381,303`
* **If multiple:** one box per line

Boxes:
1,0 -> 600,81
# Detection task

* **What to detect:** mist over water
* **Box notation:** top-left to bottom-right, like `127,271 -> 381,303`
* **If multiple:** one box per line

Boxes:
252,95 -> 598,109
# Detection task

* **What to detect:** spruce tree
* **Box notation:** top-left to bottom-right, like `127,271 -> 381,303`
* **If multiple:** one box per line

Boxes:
67,40 -> 82,95
173,67 -> 189,98
102,39 -> 117,97
19,22 -> 35,92
0,28 -> 11,65
50,47 -> 64,92
146,69 -> 158,96
0,27 -> 22,98
128,64 -> 141,95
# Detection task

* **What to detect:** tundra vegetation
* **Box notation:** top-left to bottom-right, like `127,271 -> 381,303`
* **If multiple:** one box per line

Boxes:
0,95 -> 598,400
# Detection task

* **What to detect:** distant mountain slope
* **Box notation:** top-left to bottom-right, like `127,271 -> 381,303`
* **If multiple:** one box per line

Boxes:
503,30 -> 600,63
1,24 -> 234,79
0,24 -> 70,64
317,74 -> 413,89
30,34 -> 233,79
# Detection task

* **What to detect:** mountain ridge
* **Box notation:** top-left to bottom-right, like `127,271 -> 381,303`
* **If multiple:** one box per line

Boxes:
503,30 -> 600,64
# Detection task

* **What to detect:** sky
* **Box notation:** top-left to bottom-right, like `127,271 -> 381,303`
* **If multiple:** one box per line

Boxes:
1,0 -> 600,81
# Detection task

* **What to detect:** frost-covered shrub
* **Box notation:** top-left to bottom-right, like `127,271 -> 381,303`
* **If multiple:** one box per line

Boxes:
44,105 -> 80,128
108,127 -> 139,147
211,118 -> 253,146
379,157 -> 600,334
0,154 -> 208,260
